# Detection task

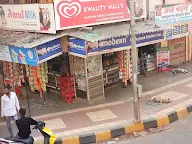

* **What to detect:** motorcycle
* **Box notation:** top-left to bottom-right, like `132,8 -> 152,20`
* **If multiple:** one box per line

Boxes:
0,121 -> 58,144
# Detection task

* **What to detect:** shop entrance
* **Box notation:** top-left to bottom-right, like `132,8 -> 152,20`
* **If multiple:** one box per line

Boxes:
47,53 -> 70,90
102,44 -> 157,89
102,52 -> 119,87
137,44 -> 156,74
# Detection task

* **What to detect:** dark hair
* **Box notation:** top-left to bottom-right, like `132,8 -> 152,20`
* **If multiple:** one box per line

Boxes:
4,85 -> 10,90
19,108 -> 26,116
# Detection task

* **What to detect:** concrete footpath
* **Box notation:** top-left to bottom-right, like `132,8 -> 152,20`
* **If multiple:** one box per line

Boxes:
1,63 -> 192,143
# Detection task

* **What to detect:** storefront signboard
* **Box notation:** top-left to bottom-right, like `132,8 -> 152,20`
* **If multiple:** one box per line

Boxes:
166,29 -> 173,40
68,38 -> 86,56
136,30 -> 164,45
165,22 -> 190,40
0,45 -> 12,62
8,46 -> 38,66
181,23 -> 188,34
54,0 -> 147,30
156,47 -> 170,72
36,39 -> 62,63
173,24 -> 181,36
87,35 -> 131,53
87,30 -> 164,54
0,4 -> 56,34
155,3 -> 192,24
1,39 -> 62,66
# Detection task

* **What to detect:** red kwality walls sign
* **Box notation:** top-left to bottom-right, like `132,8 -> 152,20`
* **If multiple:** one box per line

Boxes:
54,0 -> 147,30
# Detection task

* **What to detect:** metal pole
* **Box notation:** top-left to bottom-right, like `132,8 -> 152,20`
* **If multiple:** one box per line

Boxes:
25,78 -> 31,117
126,0 -> 139,122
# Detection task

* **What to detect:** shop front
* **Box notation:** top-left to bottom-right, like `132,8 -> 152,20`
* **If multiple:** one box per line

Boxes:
0,30 -> 69,100
67,23 -> 166,103
156,3 -> 192,66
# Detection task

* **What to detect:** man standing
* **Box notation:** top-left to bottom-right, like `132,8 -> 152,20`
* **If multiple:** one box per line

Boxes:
1,85 -> 20,137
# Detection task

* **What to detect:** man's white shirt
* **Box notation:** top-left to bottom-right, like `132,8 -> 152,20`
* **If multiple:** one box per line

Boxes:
1,92 -> 20,117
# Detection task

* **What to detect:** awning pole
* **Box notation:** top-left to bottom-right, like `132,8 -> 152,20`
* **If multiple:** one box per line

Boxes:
25,78 -> 31,117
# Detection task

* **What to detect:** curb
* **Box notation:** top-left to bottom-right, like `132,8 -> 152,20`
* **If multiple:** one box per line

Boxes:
35,104 -> 192,144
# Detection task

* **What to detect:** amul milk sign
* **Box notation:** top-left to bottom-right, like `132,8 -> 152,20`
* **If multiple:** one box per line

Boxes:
54,0 -> 147,30
0,4 -> 56,33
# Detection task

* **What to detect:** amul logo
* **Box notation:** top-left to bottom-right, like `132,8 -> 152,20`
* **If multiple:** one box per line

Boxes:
57,1 -> 81,18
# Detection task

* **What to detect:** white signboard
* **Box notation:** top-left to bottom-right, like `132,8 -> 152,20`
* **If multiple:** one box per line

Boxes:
155,3 -> 192,24
0,4 -> 56,34
0,45 -> 11,62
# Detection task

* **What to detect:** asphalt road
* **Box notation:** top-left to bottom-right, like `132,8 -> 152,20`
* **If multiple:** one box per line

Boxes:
97,113 -> 192,144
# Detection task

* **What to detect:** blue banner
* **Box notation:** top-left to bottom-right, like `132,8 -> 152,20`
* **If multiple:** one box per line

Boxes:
8,46 -> 38,66
88,30 -> 164,53
68,38 -> 86,56
136,30 -> 164,45
36,39 -> 62,63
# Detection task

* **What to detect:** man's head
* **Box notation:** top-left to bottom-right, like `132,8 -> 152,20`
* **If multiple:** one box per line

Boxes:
4,85 -> 10,95
19,108 -> 26,117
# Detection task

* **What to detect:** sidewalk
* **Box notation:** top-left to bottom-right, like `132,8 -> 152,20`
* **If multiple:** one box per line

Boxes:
1,62 -> 192,118
0,63 -> 192,142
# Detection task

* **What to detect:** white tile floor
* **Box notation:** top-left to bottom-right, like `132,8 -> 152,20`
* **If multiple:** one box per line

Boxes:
86,109 -> 117,122
44,118 -> 66,130
185,83 -> 192,88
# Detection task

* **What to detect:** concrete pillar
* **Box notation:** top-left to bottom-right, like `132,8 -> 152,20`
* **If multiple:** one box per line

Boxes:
186,36 -> 189,62
189,36 -> 192,61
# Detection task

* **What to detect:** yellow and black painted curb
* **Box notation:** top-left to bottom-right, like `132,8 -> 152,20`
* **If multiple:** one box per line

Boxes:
35,104 -> 192,144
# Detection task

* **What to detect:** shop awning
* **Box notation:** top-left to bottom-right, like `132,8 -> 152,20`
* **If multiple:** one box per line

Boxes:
0,30 -> 69,66
66,20 -> 171,42
0,30 -> 68,48
0,20 -> 170,49
66,20 -> 171,57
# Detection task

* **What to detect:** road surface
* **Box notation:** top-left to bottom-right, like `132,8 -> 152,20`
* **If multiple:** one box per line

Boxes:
98,113 -> 192,144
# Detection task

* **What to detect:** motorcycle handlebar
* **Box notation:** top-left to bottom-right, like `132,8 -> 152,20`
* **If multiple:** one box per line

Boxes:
32,121 -> 45,130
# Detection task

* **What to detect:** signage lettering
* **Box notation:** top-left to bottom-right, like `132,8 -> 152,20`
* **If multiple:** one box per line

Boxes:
8,9 -> 37,19
98,37 -> 127,47
25,11 -> 36,19
47,44 -> 61,52
163,7 -> 174,14
83,4 -> 124,13
84,5 -> 107,12
71,43 -> 84,49
8,9 -> 24,18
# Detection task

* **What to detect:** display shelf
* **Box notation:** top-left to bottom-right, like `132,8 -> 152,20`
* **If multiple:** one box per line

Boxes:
103,67 -> 120,87
88,75 -> 104,100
